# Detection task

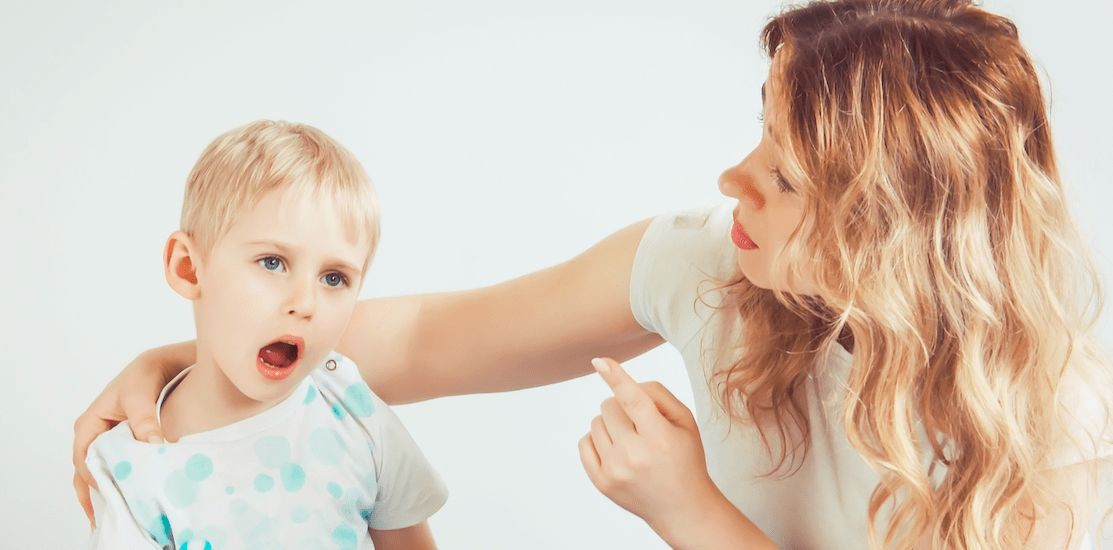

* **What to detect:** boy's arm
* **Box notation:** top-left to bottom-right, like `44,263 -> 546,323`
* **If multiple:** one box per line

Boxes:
339,217 -> 665,404
369,522 -> 437,550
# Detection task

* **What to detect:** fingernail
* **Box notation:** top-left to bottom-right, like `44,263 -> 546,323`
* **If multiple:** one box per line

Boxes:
147,434 -> 164,445
591,358 -> 609,374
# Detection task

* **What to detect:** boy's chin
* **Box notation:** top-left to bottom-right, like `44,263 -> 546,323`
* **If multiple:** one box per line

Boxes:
225,367 -> 299,404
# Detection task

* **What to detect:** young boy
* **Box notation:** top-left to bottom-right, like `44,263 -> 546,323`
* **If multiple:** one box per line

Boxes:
85,120 -> 447,549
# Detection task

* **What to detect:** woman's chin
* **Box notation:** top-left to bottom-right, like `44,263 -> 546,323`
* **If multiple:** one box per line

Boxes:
735,255 -> 771,289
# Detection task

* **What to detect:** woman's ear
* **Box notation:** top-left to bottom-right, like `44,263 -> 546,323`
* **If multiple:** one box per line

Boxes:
164,231 -> 202,300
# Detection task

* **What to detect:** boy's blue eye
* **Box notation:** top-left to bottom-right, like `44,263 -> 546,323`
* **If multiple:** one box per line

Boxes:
258,256 -> 285,272
322,272 -> 347,288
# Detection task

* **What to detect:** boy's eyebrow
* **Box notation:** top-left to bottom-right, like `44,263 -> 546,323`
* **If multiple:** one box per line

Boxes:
245,239 -> 363,275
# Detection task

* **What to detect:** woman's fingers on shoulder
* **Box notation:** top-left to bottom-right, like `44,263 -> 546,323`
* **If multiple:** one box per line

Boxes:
73,472 -> 95,527
72,412 -> 106,525
72,412 -> 111,470
116,371 -> 167,443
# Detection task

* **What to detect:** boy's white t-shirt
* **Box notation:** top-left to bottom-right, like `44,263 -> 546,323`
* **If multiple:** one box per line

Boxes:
85,352 -> 447,550
629,203 -> 1111,549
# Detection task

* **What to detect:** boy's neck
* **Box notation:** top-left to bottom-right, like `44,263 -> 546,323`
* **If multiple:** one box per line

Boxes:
159,352 -> 281,443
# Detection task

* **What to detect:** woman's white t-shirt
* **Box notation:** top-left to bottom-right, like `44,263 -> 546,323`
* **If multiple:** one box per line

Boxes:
628,203 -> 1110,549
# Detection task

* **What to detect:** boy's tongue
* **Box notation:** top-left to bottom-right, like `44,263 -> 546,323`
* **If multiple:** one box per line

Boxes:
259,342 -> 296,368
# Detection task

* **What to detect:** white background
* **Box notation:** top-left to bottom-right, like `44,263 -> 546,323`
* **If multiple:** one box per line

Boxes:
1,1 -> 1110,548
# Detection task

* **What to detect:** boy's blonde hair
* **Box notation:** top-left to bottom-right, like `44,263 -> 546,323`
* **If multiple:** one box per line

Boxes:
180,120 -> 380,274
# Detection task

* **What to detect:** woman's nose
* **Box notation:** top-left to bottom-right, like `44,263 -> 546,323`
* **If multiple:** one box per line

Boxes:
718,164 -> 742,198
718,161 -> 765,210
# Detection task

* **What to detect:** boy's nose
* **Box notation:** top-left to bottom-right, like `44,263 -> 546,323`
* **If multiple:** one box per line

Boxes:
285,279 -> 317,319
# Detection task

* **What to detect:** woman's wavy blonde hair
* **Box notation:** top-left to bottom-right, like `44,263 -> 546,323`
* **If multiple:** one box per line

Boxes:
711,0 -> 1113,547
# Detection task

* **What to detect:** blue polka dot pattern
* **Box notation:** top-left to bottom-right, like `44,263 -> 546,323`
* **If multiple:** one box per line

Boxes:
185,454 -> 213,482
179,541 -> 213,550
254,474 -> 275,493
331,403 -> 347,420
165,469 -> 200,507
332,524 -> 357,550
343,384 -> 376,417
113,461 -> 132,481
86,359 -> 415,548
281,463 -> 306,491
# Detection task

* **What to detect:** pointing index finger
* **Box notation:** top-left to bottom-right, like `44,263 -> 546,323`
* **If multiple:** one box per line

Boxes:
591,357 -> 666,433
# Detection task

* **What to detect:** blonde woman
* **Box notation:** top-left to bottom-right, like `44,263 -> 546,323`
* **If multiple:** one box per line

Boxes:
73,0 -> 1111,548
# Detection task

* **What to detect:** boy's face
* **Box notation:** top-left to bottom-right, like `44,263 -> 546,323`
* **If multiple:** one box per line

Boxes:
192,185 -> 369,405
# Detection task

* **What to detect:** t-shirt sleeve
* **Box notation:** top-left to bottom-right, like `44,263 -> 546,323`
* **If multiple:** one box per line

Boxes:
363,396 -> 449,530
629,203 -> 738,349
85,443 -> 163,549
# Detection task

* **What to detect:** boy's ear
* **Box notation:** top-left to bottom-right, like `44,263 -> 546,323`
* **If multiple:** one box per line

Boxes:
164,231 -> 201,300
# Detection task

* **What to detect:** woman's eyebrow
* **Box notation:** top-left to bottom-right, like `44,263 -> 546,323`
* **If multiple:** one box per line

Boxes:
760,82 -> 779,143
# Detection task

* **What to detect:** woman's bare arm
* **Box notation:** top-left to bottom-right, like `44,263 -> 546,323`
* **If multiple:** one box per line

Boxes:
339,218 -> 665,403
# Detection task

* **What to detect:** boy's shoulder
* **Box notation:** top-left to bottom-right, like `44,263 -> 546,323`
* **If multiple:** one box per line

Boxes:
87,421 -> 148,463
306,351 -> 385,422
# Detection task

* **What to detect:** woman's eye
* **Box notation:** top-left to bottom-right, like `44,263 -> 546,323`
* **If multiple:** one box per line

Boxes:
771,168 -> 795,194
322,272 -> 348,288
258,256 -> 285,272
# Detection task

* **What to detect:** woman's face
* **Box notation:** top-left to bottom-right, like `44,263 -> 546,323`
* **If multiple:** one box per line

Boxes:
718,78 -> 811,292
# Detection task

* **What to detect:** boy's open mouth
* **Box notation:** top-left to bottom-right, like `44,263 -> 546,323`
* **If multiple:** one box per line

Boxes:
258,337 -> 302,370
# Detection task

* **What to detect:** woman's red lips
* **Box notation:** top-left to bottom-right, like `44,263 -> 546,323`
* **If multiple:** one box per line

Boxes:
731,220 -> 759,250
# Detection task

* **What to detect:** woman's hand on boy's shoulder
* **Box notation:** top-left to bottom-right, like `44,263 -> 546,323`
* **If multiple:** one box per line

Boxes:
72,348 -> 178,525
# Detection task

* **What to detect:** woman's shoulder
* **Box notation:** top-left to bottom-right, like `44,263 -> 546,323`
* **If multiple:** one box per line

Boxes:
642,203 -> 735,252
629,203 -> 738,346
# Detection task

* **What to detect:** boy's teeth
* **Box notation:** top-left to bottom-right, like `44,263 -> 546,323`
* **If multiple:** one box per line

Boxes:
259,342 -> 297,368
